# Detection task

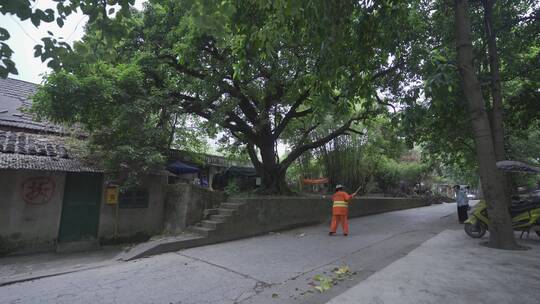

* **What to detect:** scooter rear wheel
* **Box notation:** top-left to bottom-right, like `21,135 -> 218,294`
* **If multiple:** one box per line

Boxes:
465,222 -> 486,238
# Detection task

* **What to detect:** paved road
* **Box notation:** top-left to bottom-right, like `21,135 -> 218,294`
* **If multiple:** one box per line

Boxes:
326,230 -> 540,304
0,202 -> 463,304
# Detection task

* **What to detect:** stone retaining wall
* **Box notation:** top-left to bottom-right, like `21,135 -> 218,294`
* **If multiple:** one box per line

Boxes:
208,196 -> 430,240
163,184 -> 227,234
123,195 -> 430,260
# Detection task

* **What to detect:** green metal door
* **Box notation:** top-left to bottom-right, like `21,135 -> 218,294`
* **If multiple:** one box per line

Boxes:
58,172 -> 102,242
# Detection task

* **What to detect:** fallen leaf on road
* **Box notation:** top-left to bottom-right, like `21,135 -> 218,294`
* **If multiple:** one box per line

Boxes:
334,265 -> 351,276
311,265 -> 354,293
314,277 -> 333,293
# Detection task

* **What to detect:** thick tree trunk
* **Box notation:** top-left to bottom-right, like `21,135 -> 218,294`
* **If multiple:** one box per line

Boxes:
454,0 -> 517,249
242,106 -> 367,195
247,138 -> 293,195
482,0 -> 512,204
258,165 -> 291,195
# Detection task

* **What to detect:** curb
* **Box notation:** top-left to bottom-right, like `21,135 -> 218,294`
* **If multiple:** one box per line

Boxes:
0,262 -> 116,287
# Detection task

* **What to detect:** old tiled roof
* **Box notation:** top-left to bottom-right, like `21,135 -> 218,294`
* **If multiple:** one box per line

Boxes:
0,153 -> 100,172
0,77 -> 36,99
0,78 -> 66,134
0,130 -> 68,157
0,131 -> 100,172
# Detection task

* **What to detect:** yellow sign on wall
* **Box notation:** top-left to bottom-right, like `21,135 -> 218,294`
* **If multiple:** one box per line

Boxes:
106,185 -> 119,205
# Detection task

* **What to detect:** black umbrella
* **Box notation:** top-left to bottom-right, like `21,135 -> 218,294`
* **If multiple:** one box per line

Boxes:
496,160 -> 540,173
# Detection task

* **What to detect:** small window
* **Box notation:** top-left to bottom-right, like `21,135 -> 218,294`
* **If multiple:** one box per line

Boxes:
119,188 -> 149,209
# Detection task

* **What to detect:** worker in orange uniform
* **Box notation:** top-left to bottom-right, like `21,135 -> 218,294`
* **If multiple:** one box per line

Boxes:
329,184 -> 358,236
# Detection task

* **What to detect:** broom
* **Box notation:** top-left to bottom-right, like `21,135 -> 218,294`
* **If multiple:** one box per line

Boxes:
352,185 -> 362,196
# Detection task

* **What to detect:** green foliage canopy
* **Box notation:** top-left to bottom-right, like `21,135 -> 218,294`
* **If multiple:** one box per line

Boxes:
33,0 -> 418,193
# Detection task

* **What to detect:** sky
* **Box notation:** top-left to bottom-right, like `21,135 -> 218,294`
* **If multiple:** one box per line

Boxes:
1,0 -> 146,84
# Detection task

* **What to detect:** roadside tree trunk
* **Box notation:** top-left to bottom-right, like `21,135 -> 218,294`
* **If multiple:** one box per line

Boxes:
482,0 -> 512,203
454,0 -> 517,249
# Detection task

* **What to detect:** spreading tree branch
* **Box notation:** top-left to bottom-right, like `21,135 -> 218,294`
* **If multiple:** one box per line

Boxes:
296,123 -> 321,145
246,143 -> 263,172
273,89 -> 311,139
280,111 -> 376,169
372,59 -> 406,80
226,79 -> 260,125
160,54 -> 207,79
375,93 -> 397,112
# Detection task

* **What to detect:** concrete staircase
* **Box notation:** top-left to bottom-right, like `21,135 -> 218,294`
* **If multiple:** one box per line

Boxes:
119,200 -> 248,261
188,202 -> 245,237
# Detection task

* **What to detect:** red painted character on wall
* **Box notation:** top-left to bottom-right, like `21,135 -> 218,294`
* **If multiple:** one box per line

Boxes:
21,177 -> 56,204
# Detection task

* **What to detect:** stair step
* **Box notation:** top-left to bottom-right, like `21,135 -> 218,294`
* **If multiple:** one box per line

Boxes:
189,226 -> 214,237
210,214 -> 229,221
221,203 -> 243,210
217,208 -> 235,216
201,220 -> 224,229
203,208 -> 220,218
206,208 -> 219,215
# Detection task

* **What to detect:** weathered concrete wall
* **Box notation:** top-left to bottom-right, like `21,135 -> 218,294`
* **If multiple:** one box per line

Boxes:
0,170 -> 66,254
163,183 -> 227,233
211,196 -> 430,240
1,169 -> 168,254
348,197 -> 430,217
98,174 -> 167,242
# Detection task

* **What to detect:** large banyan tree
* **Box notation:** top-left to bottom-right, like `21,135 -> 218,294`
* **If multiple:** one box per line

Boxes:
33,0 -> 414,193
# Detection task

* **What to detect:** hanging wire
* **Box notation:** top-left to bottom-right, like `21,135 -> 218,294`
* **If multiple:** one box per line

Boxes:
8,15 -> 39,44
67,15 -> 88,40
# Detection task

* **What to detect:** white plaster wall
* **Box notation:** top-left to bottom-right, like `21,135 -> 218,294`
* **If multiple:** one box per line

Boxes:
98,174 -> 166,240
0,169 -> 167,252
0,170 -> 66,254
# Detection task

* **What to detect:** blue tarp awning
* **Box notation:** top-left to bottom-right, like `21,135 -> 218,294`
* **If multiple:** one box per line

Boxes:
167,161 -> 199,174
225,166 -> 258,177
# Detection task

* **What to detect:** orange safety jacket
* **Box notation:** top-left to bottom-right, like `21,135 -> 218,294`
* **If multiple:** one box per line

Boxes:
332,191 -> 353,216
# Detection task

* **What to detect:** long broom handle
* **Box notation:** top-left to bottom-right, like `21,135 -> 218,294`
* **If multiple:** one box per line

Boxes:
353,185 -> 362,195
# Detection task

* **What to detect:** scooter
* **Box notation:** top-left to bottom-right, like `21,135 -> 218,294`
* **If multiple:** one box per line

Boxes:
464,197 -> 540,238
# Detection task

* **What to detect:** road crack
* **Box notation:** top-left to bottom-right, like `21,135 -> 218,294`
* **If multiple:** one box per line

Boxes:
175,253 -> 276,304
176,252 -> 272,285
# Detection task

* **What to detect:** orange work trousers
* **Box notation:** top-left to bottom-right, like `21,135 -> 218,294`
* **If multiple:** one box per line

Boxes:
330,215 -> 349,234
